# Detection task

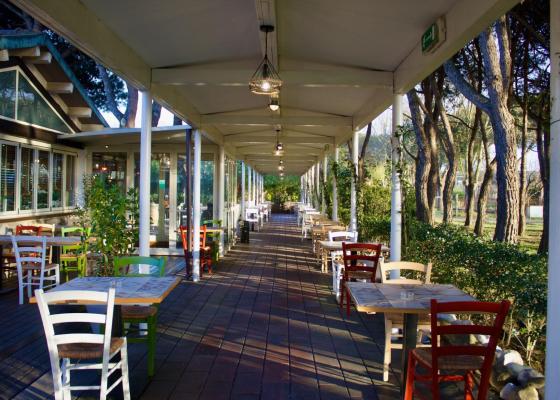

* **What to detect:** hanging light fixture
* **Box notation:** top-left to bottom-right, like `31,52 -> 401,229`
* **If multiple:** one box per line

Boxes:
269,94 -> 280,111
274,128 -> 284,156
249,25 -> 282,95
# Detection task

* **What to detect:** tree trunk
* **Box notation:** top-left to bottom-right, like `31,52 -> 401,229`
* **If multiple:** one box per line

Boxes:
479,22 -> 519,243
152,102 -> 162,127
475,159 -> 496,236
437,97 -> 457,224
535,115 -> 550,253
518,40 -> 529,236
124,83 -> 138,128
464,109 -> 481,226
407,90 -> 432,224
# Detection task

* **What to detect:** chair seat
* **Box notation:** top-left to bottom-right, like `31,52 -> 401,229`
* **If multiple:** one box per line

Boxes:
385,313 -> 432,326
58,337 -> 124,359
60,253 -> 84,260
346,270 -> 375,281
121,305 -> 158,319
23,263 -> 59,272
412,348 -> 484,371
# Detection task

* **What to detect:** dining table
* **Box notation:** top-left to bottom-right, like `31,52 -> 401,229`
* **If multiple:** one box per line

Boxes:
345,282 -> 475,398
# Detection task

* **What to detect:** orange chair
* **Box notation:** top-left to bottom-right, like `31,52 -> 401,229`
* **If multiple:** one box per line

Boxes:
179,225 -> 212,277
404,299 -> 510,400
339,242 -> 382,316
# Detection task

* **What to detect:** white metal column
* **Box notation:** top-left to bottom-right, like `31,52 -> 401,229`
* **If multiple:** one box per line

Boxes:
390,94 -> 403,278
332,147 -> 339,222
248,165 -> 252,205
139,91 -> 152,258
350,130 -> 359,233
322,154 -> 328,214
241,161 -> 246,219
192,129 -> 202,282
315,162 -> 320,210
253,169 -> 257,205
218,145 -> 225,256
546,0 -> 560,397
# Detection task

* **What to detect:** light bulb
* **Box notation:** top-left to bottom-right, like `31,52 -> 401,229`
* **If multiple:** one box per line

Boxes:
269,96 -> 279,111
261,80 -> 271,91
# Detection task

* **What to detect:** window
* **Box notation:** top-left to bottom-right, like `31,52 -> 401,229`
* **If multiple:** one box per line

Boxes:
17,73 -> 72,134
52,153 -> 63,208
0,70 -> 16,119
65,154 -> 75,207
0,143 -> 16,212
92,152 -> 127,189
0,68 -> 73,134
37,150 -> 50,209
0,142 -> 77,216
20,147 -> 34,211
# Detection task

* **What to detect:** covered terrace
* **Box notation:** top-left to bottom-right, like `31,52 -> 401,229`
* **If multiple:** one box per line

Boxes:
3,0 -> 560,399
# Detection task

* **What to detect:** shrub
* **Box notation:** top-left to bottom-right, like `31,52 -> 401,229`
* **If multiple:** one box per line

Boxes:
406,222 -> 547,369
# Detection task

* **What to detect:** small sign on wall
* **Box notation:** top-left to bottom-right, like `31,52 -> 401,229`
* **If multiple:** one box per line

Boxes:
422,16 -> 446,54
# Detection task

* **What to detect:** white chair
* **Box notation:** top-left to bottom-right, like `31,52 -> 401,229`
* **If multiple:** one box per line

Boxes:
329,231 -> 358,300
379,260 -> 432,381
245,207 -> 259,232
301,211 -> 320,239
12,236 -> 60,305
36,287 -> 131,400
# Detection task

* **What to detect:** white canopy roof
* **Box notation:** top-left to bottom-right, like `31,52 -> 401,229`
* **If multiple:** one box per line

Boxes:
13,0 -> 518,174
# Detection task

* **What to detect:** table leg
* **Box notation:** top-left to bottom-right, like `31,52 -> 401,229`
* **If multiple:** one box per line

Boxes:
401,313 -> 418,398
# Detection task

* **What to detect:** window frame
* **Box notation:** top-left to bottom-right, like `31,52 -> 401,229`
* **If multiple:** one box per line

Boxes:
0,66 -> 75,135
0,139 -> 78,218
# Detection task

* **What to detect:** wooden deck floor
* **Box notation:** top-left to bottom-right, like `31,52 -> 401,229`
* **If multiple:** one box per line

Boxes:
0,214 -> 402,400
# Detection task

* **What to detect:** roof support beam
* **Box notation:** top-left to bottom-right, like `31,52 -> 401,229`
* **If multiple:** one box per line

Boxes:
67,106 -> 92,118
46,82 -> 73,94
152,59 -> 393,89
223,134 -> 335,145
201,114 -> 352,127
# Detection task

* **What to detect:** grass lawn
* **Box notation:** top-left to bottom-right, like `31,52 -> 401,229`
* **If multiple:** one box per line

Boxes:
433,210 -> 544,253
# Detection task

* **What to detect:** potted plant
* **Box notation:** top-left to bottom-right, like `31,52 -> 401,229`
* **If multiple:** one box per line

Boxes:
77,175 -> 139,276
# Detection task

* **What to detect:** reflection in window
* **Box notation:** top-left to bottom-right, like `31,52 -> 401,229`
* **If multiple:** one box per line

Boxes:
17,74 -> 71,133
52,153 -> 63,208
65,155 -> 75,207
20,147 -> 34,210
0,143 -> 16,212
0,70 -> 16,119
37,150 -> 50,209
92,152 -> 127,189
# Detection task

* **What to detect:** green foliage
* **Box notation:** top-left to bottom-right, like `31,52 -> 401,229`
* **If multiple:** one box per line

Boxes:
264,175 -> 299,207
406,222 -> 547,369
77,175 -> 139,276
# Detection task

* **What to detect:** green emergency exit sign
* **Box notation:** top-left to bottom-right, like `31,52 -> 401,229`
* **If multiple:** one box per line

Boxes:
422,17 -> 446,54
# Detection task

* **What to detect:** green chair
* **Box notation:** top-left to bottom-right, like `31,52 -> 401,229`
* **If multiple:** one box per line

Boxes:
60,227 -> 89,281
202,219 -> 222,263
114,256 -> 166,377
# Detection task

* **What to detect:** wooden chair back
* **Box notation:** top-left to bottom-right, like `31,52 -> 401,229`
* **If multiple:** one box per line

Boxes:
328,231 -> 358,242
35,287 -> 117,386
341,242 -> 382,282
113,256 -> 166,277
178,225 -> 208,250
11,235 -> 47,274
380,261 -> 432,284
61,226 -> 89,255
428,299 -> 510,399
16,225 -> 42,236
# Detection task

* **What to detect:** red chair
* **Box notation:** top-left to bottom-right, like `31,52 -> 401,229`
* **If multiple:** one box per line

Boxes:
179,225 -> 212,277
340,242 -> 382,316
404,299 -> 510,400
2,225 -> 43,272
